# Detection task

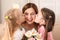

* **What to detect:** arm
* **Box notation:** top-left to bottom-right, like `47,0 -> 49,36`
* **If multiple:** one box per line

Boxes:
38,26 -> 45,40
47,32 -> 54,40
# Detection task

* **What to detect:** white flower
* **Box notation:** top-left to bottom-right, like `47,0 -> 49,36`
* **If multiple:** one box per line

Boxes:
31,28 -> 37,36
35,33 -> 41,40
25,31 -> 32,38
25,28 -> 37,38
25,28 -> 41,40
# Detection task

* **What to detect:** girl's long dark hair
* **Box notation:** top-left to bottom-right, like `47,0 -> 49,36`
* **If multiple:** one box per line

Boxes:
41,8 -> 55,40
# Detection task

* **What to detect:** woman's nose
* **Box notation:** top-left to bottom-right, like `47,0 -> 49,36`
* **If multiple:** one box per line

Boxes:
28,15 -> 31,20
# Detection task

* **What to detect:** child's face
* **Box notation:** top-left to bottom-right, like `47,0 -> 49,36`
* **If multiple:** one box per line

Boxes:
16,16 -> 25,25
16,11 -> 25,25
35,10 -> 45,25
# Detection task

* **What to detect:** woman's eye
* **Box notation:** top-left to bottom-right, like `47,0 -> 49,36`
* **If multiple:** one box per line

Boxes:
31,13 -> 35,15
24,13 -> 28,15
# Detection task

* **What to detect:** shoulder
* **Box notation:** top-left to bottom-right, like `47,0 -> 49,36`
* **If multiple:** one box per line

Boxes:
38,26 -> 45,31
38,26 -> 45,34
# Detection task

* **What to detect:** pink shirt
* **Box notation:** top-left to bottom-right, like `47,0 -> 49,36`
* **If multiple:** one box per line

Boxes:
38,26 -> 53,40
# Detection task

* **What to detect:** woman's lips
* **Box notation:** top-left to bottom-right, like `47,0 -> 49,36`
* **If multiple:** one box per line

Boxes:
27,19 -> 33,22
28,20 -> 32,22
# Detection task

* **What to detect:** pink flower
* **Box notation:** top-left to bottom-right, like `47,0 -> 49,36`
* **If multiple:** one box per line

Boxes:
28,38 -> 35,40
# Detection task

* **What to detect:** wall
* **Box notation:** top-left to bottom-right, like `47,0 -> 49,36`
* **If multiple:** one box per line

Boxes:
1,0 -> 27,22
0,0 -> 1,23
53,23 -> 60,40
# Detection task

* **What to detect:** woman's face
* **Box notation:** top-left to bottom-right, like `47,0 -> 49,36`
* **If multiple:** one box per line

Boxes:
35,10 -> 45,25
23,8 -> 36,24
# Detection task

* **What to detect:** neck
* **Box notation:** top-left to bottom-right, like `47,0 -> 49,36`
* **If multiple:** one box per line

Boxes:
22,22 -> 35,30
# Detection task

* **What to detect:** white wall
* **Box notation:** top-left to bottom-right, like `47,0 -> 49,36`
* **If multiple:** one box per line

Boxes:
0,0 -> 1,23
56,0 -> 60,23
1,0 -> 27,22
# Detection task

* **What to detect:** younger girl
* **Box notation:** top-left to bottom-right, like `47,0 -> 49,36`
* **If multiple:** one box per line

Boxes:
35,8 -> 55,40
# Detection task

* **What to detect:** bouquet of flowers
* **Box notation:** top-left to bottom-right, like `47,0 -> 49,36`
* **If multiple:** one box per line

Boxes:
25,28 -> 42,40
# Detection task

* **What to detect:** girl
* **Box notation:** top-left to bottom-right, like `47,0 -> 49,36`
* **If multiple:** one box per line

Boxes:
4,8 -> 25,40
35,8 -> 55,40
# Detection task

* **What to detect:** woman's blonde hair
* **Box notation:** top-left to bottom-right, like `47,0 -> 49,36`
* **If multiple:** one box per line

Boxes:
5,9 -> 23,37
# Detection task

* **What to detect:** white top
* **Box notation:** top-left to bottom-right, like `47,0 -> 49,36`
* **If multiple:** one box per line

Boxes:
13,28 -> 25,40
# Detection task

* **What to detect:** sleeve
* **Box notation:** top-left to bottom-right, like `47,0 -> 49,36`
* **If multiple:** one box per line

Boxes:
47,32 -> 54,40
38,26 -> 45,40
13,29 -> 24,40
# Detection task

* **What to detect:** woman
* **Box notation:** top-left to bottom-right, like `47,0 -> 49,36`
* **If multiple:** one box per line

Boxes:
22,3 -> 38,31
35,8 -> 55,40
22,3 -> 39,40
13,3 -> 38,40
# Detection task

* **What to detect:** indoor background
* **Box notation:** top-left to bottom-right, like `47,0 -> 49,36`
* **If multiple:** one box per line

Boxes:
0,0 -> 60,40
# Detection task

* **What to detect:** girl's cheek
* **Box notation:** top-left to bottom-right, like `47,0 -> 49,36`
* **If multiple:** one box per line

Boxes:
42,20 -> 45,25
40,20 -> 46,25
34,15 -> 40,23
16,20 -> 21,25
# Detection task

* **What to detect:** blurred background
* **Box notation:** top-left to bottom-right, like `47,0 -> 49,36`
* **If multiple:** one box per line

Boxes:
0,0 -> 60,40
